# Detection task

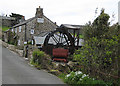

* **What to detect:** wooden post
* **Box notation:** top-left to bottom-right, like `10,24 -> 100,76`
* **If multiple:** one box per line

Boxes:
8,30 -> 10,43
77,29 -> 79,47
73,29 -> 75,39
25,23 -> 27,41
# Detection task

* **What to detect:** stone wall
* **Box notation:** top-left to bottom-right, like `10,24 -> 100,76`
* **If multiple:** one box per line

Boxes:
26,18 -> 36,41
2,41 -> 23,57
2,19 -> 12,27
2,41 -> 8,47
15,25 -> 25,47
11,16 -> 57,47
0,16 -> 16,27
35,16 -> 57,34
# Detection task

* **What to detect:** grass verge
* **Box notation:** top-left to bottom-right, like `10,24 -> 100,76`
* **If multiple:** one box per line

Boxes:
0,26 -> 10,31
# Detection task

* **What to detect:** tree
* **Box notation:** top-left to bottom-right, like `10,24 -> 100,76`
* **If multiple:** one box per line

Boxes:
9,13 -> 25,25
83,8 -> 110,40
74,9 -> 120,85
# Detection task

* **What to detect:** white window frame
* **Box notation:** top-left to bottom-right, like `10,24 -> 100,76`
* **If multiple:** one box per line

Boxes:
15,28 -> 17,33
37,18 -> 44,23
18,40 -> 20,45
19,26 -> 22,32
32,40 -> 34,45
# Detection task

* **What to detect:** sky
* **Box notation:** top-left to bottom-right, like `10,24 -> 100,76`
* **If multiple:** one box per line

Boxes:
0,0 -> 119,26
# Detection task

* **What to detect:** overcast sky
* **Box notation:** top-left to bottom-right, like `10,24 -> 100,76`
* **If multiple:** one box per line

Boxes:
0,0 -> 119,25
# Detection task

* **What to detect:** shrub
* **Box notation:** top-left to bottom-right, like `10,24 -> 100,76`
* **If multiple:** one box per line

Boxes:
27,41 -> 32,45
73,9 -> 120,85
30,49 -> 53,70
58,73 -> 66,80
31,50 -> 45,65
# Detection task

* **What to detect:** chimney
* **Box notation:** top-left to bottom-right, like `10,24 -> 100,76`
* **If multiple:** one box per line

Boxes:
19,16 -> 25,23
35,6 -> 43,18
22,16 -> 25,21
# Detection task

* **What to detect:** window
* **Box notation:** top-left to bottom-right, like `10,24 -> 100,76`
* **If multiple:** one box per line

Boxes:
11,28 -> 14,32
37,18 -> 44,23
18,40 -> 20,45
31,29 -> 34,34
32,40 -> 34,45
19,26 -> 22,32
23,30 -> 25,32
15,28 -> 17,33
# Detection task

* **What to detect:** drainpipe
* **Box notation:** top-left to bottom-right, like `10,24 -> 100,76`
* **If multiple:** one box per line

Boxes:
25,23 -> 27,41
24,23 -> 28,58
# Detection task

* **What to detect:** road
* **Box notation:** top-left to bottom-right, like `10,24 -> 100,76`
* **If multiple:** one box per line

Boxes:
2,45 -> 65,85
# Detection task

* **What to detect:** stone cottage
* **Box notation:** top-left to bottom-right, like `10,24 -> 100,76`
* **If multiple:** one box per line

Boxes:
10,6 -> 58,48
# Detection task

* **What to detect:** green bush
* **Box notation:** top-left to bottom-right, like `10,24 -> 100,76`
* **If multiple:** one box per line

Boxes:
74,35 -> 119,70
73,9 -> 120,85
31,50 -> 45,65
58,73 -> 66,80
27,41 -> 32,45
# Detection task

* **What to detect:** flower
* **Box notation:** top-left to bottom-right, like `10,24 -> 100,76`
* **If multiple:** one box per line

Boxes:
79,78 -> 82,81
66,74 -> 71,77
82,74 -> 87,78
75,71 -> 82,75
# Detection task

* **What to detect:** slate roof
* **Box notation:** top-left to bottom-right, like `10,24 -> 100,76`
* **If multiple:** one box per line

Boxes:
34,36 -> 46,45
13,17 -> 36,27
34,31 -> 50,37
60,24 -> 84,30
13,15 -> 58,28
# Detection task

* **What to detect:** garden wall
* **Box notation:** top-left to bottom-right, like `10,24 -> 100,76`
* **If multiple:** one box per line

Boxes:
2,41 -> 23,57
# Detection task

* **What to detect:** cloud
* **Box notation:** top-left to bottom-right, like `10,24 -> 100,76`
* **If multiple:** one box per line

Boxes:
0,0 -> 119,25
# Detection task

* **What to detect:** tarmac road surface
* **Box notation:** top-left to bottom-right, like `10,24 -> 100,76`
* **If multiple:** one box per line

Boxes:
2,45 -> 66,85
